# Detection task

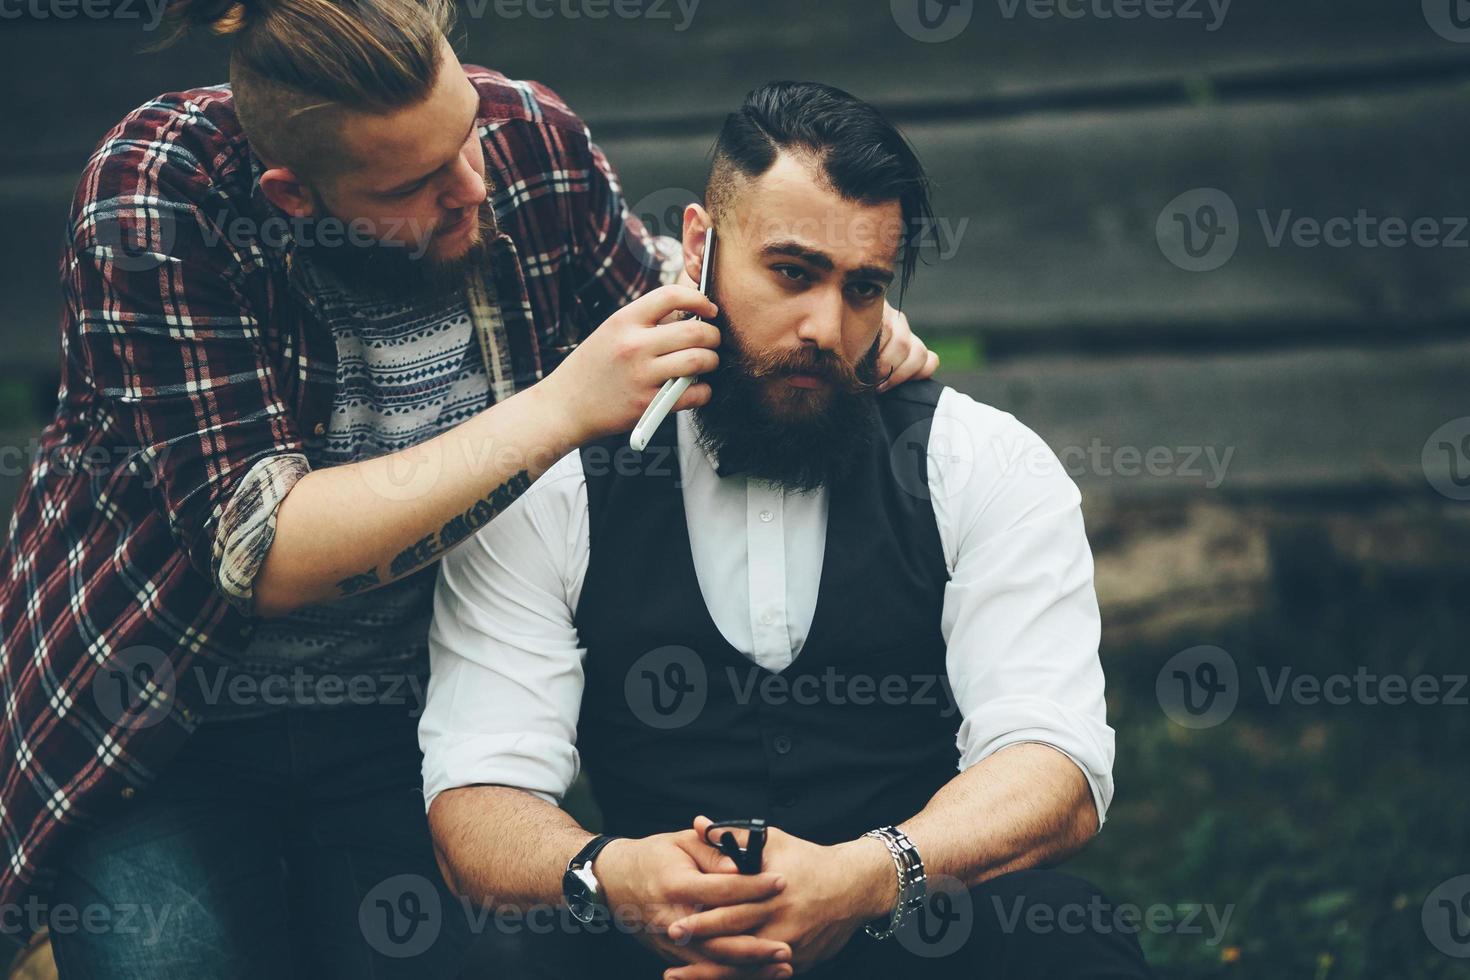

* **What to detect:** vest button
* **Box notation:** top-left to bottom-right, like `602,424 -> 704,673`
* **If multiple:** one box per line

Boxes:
313,422 -> 327,436
772,735 -> 792,755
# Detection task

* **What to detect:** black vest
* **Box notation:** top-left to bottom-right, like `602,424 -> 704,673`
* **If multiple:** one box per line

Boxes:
573,379 -> 959,845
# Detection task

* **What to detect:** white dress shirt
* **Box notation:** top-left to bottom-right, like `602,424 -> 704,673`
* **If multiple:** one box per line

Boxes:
420,386 -> 1116,827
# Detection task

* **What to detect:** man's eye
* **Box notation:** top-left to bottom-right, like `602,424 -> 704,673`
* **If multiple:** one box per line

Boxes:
774,265 -> 809,283
849,282 -> 885,301
389,181 -> 427,199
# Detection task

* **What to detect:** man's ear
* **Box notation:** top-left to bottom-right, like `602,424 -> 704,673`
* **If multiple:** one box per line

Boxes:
680,203 -> 713,284
259,167 -> 319,218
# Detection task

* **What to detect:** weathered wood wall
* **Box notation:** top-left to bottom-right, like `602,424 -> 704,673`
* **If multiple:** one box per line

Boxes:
2,1 -> 1467,629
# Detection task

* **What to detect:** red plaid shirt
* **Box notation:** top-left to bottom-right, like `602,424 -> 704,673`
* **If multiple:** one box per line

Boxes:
0,66 -> 669,939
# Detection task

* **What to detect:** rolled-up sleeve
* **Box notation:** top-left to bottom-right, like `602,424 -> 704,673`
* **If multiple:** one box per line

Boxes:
931,389 -> 1116,829
420,451 -> 591,812
213,452 -> 311,613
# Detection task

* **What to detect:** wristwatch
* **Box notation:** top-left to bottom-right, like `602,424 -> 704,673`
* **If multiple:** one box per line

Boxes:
562,834 -> 621,923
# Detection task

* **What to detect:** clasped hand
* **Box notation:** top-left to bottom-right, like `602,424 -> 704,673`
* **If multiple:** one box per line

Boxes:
596,815 -> 893,979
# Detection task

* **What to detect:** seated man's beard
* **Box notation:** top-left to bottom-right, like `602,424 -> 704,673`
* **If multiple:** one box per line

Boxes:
692,308 -> 885,493
296,195 -> 496,301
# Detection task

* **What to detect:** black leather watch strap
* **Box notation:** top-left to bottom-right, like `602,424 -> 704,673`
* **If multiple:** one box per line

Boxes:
567,833 -> 620,872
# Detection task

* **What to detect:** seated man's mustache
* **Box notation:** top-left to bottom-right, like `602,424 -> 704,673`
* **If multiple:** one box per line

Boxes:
729,340 -> 886,395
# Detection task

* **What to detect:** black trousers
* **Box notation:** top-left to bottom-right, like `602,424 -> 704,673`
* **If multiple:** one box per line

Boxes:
463,868 -> 1155,979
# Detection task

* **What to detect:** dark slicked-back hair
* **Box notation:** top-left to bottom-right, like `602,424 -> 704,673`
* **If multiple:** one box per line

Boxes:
706,81 -> 936,301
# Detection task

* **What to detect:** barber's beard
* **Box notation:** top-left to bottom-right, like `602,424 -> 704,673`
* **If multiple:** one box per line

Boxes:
295,192 -> 496,302
693,308 -> 883,493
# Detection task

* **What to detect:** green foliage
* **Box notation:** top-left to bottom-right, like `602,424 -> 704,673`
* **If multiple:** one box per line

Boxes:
1069,572 -> 1470,978
927,335 -> 984,373
0,379 -> 32,428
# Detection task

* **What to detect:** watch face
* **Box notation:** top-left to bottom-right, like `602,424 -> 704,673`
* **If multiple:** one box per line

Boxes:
563,867 -> 601,924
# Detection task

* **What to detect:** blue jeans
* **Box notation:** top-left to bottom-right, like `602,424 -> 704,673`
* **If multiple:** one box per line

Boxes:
47,702 -> 472,979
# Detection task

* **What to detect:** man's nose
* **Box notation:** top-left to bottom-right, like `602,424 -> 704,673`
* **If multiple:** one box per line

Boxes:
439,152 -> 487,212
795,288 -> 846,351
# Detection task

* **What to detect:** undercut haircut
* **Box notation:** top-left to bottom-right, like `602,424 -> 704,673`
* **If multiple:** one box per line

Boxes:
706,81 -> 937,301
157,0 -> 457,181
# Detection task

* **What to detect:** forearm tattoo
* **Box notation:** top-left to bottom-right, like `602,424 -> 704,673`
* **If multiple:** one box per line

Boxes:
334,468 -> 534,598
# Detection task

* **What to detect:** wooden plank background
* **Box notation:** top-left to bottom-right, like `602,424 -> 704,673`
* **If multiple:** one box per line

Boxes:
2,0 -> 1468,521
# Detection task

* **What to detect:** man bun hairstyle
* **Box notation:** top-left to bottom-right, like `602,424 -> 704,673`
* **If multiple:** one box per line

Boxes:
707,81 -> 937,301
157,0 -> 458,180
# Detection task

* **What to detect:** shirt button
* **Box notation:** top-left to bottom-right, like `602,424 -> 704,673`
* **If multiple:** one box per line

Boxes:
759,509 -> 774,523
759,610 -> 776,626
773,735 -> 792,755
313,422 -> 326,436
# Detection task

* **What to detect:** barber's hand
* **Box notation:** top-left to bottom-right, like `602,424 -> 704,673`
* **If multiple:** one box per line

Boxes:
541,285 -> 722,443
876,302 -> 939,392
595,830 -> 796,978
661,817 -> 896,977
